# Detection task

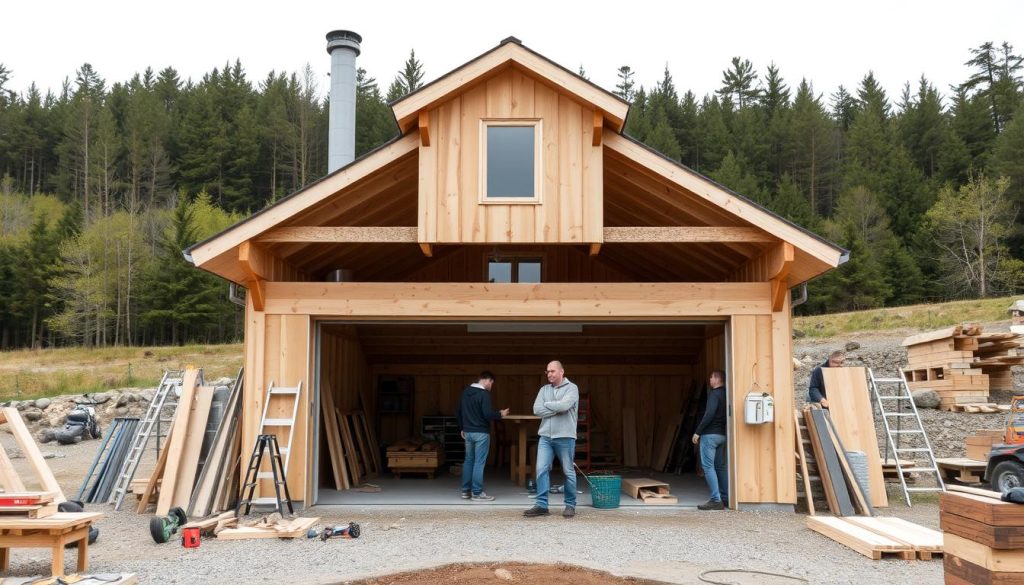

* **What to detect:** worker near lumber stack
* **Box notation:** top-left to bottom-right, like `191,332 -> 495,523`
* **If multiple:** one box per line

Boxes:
456,371 -> 509,502
693,370 -> 729,510
524,360 -> 579,519
808,350 -> 846,407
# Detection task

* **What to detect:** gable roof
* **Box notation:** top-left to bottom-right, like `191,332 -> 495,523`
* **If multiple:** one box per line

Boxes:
390,37 -> 630,134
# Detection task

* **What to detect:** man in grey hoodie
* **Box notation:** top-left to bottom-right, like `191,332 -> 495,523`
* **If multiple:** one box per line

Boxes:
523,360 -> 579,518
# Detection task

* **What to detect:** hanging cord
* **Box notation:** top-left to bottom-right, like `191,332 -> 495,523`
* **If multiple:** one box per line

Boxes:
698,569 -> 809,585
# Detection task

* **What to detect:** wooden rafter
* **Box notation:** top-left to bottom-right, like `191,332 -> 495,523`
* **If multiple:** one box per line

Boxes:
592,110 -> 603,146
258,227 -> 419,243
604,226 -> 776,243
770,243 -> 795,312
419,111 -> 430,146
238,241 -> 269,311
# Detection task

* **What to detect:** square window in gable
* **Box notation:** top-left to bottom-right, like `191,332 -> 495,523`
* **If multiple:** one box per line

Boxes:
480,120 -> 542,203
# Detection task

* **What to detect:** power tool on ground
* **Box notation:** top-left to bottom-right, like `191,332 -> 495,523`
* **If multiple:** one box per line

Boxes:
308,521 -> 360,540
149,506 -> 188,543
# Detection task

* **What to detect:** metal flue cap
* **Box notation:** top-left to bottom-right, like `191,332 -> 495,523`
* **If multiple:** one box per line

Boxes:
326,30 -> 362,56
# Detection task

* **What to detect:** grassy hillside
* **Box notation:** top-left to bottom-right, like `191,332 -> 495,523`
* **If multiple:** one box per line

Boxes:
0,344 -> 243,402
794,296 -> 1017,338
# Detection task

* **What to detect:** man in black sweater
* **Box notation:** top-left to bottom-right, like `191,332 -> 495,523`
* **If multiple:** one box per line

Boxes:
456,371 -> 508,502
692,370 -> 728,510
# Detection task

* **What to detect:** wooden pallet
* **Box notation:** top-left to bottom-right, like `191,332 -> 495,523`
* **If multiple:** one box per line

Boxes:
846,516 -> 944,560
936,457 -> 988,483
806,516 -> 916,560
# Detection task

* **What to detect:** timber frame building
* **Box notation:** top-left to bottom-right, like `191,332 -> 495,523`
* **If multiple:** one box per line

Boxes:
186,37 -> 847,508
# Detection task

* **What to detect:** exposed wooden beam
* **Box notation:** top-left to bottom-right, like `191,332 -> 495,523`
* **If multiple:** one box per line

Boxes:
419,111 -> 430,146
238,241 -> 270,311
589,243 -> 602,256
592,110 -> 603,146
263,282 -> 771,317
604,226 -> 776,243
257,226 -> 418,243
770,243 -> 795,312
419,243 -> 433,257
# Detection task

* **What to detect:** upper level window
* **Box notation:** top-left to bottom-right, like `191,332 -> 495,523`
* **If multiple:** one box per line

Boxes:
488,257 -> 542,283
481,120 -> 542,203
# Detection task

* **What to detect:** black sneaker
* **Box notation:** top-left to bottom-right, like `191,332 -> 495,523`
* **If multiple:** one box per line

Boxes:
563,506 -> 575,518
460,491 -> 471,500
698,499 -> 724,510
523,505 -> 550,517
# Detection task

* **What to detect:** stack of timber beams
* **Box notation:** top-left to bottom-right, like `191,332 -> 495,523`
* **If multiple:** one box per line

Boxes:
136,368 -> 243,520
902,324 -> 1024,411
941,486 -> 1024,583
321,381 -> 381,490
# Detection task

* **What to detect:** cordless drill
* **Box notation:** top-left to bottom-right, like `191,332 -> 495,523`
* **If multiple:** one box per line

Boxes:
318,521 -> 360,540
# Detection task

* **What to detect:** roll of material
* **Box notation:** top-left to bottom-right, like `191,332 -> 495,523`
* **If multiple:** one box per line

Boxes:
845,450 -> 871,503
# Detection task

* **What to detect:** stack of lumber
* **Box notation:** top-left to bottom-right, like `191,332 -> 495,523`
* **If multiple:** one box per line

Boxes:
902,324 -> 1024,411
0,491 -> 58,519
807,515 -> 943,560
966,429 -> 1005,461
386,438 -> 444,478
801,406 -> 873,516
621,478 -> 677,504
216,512 -> 319,540
77,417 -> 140,504
320,383 -> 381,491
941,486 -> 1024,583
136,368 -> 243,519
794,410 -> 829,514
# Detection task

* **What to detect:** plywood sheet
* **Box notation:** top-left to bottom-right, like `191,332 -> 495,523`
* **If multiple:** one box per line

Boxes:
821,367 -> 888,507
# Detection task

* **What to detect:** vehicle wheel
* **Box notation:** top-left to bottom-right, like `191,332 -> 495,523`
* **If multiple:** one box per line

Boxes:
992,460 -> 1024,492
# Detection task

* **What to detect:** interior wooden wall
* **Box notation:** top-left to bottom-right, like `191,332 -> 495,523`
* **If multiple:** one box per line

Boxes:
404,245 -> 634,283
728,294 -> 796,505
418,66 -> 602,244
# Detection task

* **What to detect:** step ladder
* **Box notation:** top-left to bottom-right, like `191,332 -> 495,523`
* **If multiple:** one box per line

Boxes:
868,368 -> 945,506
245,381 -> 302,510
237,434 -> 294,516
77,417 -> 139,503
109,370 -> 183,510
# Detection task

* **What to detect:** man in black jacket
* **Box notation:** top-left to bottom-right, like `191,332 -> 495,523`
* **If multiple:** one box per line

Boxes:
808,350 -> 846,408
692,370 -> 728,510
456,371 -> 509,501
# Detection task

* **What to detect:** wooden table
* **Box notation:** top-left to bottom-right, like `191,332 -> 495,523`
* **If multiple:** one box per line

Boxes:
0,512 -> 103,577
503,415 -> 540,487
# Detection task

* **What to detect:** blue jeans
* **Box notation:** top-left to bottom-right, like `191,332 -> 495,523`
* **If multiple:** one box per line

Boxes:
699,434 -> 728,503
461,432 -> 490,495
535,436 -> 577,509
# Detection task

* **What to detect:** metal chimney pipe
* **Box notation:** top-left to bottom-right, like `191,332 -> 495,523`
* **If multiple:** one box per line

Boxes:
326,30 -> 361,173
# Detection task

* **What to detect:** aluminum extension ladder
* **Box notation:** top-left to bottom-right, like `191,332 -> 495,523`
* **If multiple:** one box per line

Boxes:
108,370 -> 185,509
868,368 -> 945,506
248,380 -> 302,508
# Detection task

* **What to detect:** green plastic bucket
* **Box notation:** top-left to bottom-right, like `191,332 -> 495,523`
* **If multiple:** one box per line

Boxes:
588,474 -> 621,509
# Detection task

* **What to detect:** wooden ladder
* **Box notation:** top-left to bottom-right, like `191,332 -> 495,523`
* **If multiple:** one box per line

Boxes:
249,380 -> 302,508
794,409 -> 827,515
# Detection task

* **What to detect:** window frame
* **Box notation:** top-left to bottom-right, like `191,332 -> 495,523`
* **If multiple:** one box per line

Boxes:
485,254 -> 545,283
479,119 -> 543,204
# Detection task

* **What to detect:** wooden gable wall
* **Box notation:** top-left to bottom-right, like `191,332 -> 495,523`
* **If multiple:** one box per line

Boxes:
418,67 -> 602,245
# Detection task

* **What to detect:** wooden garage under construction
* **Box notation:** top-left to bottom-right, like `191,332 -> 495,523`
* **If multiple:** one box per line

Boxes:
185,36 -> 846,508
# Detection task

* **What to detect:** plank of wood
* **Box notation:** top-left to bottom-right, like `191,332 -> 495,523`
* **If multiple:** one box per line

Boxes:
794,409 -> 816,516
806,408 -> 854,516
941,491 -> 1024,527
622,408 -> 638,467
155,368 -> 200,516
902,326 -> 962,347
216,516 -> 319,540
347,411 -> 376,478
168,385 -> 214,511
0,502 -> 58,519
0,511 -> 103,530
846,516 -> 943,552
945,553 -> 1023,585
0,439 -> 27,493
821,367 -> 888,508
189,375 -> 243,517
320,380 -> 350,490
948,484 -> 1003,499
942,510 -> 1024,549
944,532 -> 1024,572
136,431 -> 171,514
356,411 -> 382,475
337,408 -> 362,486
822,408 -> 873,516
806,516 -> 914,560
651,414 -> 682,472
0,407 -> 64,503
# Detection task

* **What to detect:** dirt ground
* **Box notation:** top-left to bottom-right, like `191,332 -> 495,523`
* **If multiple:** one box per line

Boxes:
347,563 -> 670,585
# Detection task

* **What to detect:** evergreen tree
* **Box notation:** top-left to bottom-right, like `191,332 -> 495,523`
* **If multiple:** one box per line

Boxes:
386,50 -> 425,101
718,57 -> 760,107
614,66 -> 635,101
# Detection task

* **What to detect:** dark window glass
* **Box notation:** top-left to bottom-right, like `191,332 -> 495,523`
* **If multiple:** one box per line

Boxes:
518,261 -> 542,283
486,126 -> 535,198
488,261 -> 513,283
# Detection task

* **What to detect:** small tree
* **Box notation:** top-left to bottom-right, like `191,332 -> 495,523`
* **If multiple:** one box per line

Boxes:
924,175 -> 1016,297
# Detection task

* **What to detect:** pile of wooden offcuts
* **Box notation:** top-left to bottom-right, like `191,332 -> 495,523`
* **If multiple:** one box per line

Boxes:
902,324 -> 1024,411
798,368 -> 943,560
386,438 -> 443,479
136,368 -> 242,521
941,486 -> 1024,583
320,387 -> 381,489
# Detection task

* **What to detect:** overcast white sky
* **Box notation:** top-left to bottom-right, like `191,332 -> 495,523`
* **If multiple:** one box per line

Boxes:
2,0 -> 1022,106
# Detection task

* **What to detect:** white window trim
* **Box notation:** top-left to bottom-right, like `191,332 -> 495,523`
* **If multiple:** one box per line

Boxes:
479,119 -> 543,204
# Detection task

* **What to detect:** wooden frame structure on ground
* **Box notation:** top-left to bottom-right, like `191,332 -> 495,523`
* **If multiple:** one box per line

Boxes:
186,37 -> 847,508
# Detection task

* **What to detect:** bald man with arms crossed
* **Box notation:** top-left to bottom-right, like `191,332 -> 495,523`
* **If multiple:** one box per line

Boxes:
523,360 -> 579,519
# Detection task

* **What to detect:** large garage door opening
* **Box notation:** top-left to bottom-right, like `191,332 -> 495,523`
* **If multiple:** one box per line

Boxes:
313,321 -> 727,506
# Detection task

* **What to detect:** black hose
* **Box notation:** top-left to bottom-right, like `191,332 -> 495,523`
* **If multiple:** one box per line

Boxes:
698,569 -> 809,585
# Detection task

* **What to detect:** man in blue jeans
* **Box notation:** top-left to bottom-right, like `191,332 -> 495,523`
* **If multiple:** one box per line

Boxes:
692,369 -> 728,510
523,360 -> 579,518
456,371 -> 508,501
